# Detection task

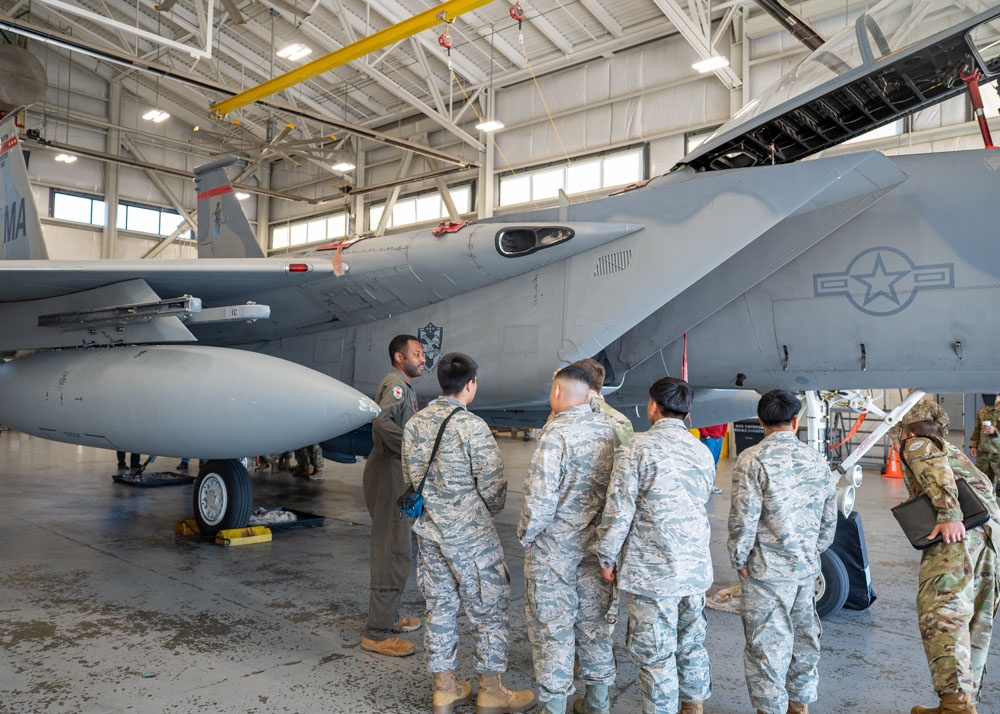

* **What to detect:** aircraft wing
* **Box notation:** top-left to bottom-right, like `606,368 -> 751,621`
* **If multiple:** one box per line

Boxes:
0,258 -> 337,351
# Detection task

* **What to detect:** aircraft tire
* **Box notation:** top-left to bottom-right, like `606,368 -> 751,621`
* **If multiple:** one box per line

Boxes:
815,549 -> 849,618
192,459 -> 253,536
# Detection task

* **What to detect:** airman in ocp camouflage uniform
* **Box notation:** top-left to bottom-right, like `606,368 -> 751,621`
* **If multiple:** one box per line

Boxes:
518,364 -> 618,714
889,389 -> 950,446
900,420 -> 1000,714
728,389 -> 838,714
403,352 -> 535,714
594,377 -> 716,714
969,395 -> 1000,487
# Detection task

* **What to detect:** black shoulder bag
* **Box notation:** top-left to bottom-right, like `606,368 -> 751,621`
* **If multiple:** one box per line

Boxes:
398,406 -> 463,518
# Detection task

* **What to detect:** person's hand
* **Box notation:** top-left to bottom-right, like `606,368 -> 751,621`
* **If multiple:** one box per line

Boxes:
738,568 -> 749,579
971,447 -> 978,458
599,566 -> 616,583
929,521 -> 966,545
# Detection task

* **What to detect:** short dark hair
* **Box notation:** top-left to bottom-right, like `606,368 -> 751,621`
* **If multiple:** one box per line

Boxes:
438,352 -> 478,395
906,419 -> 943,438
649,377 -> 693,418
572,358 -> 605,392
555,363 -> 593,390
389,334 -> 420,364
757,389 -> 801,426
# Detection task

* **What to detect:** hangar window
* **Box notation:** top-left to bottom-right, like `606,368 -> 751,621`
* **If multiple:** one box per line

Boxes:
498,146 -> 646,208
369,184 -> 472,230
271,210 -> 348,250
50,190 -> 192,240
496,226 -> 574,257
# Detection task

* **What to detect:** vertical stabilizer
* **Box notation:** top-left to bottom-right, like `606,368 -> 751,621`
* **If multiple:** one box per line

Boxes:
0,113 -> 48,260
194,157 -> 265,258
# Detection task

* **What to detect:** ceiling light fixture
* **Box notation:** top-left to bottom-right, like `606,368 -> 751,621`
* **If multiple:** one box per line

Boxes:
277,44 -> 312,61
235,192 -> 250,200
331,161 -> 355,172
692,55 -> 729,73
142,109 -> 170,123
55,153 -> 77,163
475,119 -> 504,132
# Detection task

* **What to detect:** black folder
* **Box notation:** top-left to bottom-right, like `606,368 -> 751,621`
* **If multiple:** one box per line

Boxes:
891,479 -> 990,549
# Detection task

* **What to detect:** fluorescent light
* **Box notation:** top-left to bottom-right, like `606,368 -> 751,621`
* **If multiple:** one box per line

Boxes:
142,109 -> 170,123
692,55 -> 729,73
331,161 -> 355,172
475,120 -> 504,132
277,44 -> 312,61
55,153 -> 77,163
235,192 -> 250,200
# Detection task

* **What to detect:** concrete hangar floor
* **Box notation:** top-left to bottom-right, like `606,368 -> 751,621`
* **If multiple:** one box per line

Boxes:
0,429 -> 998,714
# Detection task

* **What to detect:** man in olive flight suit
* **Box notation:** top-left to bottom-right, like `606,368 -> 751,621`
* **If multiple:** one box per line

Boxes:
361,333 -> 426,657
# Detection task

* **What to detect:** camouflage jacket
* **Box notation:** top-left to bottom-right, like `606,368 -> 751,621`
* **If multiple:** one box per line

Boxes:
970,404 -> 1000,453
900,436 -> 1000,548
517,403 -> 617,553
593,417 -> 716,598
402,397 -> 506,547
889,396 -> 950,445
592,396 -> 634,444
728,431 -> 838,582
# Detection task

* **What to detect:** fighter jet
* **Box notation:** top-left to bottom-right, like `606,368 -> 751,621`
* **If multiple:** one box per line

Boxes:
1,0 -> 998,547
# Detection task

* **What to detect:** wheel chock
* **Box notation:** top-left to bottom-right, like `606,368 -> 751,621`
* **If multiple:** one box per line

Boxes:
174,518 -> 201,536
215,526 -> 272,547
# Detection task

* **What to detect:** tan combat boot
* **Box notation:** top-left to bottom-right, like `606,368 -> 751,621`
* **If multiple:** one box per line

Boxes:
476,673 -> 538,714
787,702 -> 808,714
679,701 -> 704,713
432,670 -> 473,714
912,692 -> 978,714
360,635 -> 415,657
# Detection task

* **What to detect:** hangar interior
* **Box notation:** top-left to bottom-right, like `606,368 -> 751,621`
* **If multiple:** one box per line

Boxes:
3,0 -> 1000,712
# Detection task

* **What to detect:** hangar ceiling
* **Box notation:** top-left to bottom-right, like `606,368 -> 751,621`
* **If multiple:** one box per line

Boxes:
0,0 -> 867,170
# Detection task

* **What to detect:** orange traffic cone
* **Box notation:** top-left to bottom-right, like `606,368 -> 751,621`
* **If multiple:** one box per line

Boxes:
882,444 -> 903,479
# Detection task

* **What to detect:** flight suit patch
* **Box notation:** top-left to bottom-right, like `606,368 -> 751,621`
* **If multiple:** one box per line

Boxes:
391,385 -> 404,400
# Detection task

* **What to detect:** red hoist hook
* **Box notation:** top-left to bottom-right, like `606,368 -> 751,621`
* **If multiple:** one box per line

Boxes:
509,2 -> 526,45
438,29 -> 453,51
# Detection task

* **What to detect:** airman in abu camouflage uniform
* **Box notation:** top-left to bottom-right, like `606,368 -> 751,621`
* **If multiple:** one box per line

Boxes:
889,389 -> 951,446
900,420 -> 1000,714
969,394 -> 1000,487
728,389 -> 838,714
403,352 -> 535,714
594,377 -> 716,714
573,358 -> 634,444
518,364 -> 618,714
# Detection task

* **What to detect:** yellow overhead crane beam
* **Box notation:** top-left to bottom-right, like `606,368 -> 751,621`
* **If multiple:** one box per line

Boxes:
210,0 -> 496,117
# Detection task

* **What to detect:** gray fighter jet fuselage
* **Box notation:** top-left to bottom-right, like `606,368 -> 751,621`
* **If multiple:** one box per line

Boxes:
1,0 -> 999,536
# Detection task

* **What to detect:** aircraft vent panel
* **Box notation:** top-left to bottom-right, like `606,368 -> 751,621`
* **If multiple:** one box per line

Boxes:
594,250 -> 632,278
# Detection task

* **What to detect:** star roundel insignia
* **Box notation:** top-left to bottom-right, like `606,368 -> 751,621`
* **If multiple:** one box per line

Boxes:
391,385 -> 404,400
907,439 -> 925,451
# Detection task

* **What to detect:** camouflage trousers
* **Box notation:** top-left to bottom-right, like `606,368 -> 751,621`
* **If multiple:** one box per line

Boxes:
917,527 -> 999,694
975,449 -> 1000,491
524,545 -> 615,702
294,443 -> 325,469
624,591 -> 711,714
415,535 -> 511,674
740,576 -> 820,714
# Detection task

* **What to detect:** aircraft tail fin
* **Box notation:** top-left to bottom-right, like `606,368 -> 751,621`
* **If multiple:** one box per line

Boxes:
0,111 -> 48,260
194,157 -> 265,258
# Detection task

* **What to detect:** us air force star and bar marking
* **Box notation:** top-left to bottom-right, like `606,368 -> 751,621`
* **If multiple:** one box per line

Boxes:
813,246 -> 954,316
391,385 -> 404,400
